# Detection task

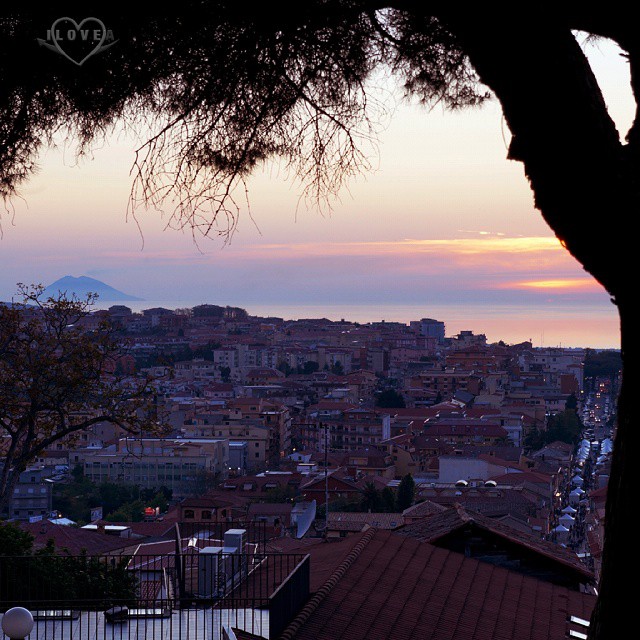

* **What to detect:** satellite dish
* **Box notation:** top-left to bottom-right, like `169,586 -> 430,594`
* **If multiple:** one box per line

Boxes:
295,500 -> 317,539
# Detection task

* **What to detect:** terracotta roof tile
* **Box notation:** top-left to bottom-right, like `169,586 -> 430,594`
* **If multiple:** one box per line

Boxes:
20,521 -> 134,555
280,530 -> 595,640
395,504 -> 593,582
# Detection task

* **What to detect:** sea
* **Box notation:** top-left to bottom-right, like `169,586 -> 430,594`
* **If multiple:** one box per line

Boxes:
92,300 -> 621,351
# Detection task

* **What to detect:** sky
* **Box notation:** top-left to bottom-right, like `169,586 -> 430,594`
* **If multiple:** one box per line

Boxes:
0,34 -> 631,349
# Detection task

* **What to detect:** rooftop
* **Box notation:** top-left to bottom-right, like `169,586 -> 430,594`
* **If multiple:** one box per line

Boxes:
278,529 -> 596,640
396,504 -> 593,584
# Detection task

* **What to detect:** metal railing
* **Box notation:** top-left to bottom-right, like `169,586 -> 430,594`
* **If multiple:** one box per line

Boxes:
0,550 -> 310,640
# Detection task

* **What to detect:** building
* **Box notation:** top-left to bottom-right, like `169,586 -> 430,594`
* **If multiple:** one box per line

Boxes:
407,369 -> 482,399
410,317 -> 446,343
80,437 -> 229,497
303,407 -> 392,453
423,418 -> 509,446
1,467 -> 53,522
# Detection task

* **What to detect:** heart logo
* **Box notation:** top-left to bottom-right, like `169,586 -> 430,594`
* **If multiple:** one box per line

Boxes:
50,17 -> 107,66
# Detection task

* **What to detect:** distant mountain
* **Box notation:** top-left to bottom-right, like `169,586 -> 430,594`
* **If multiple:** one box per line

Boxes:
43,276 -> 143,302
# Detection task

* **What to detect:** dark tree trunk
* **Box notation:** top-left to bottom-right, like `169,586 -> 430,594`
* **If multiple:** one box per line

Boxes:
588,296 -> 634,638
434,10 -> 639,638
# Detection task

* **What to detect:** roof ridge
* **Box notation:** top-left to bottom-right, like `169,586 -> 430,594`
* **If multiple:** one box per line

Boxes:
278,527 -> 378,640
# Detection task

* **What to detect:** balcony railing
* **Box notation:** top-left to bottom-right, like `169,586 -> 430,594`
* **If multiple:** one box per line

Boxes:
0,550 -> 310,640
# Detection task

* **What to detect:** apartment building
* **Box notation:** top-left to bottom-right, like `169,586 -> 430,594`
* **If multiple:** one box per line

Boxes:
79,437 -> 228,497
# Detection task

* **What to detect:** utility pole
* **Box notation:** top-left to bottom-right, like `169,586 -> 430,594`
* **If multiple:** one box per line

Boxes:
323,422 -> 329,537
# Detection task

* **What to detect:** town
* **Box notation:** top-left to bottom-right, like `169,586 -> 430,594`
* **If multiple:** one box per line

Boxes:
0,301 -> 619,639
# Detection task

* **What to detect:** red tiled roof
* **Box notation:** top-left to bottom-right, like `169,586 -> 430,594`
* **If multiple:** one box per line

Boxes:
352,474 -> 391,490
396,504 -> 592,581
388,408 -> 440,419
402,499 -> 448,519
279,529 -> 596,640
20,522 -> 134,555
265,534 -> 366,592
223,472 -> 303,493
98,519 -> 176,539
327,512 -> 404,530
587,528 -> 604,558
247,502 -> 293,516
488,470 -> 553,484
181,495 -> 236,508
309,400 -> 359,411
424,423 -> 509,438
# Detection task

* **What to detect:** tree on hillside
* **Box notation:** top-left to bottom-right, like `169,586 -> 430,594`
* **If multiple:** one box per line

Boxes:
375,388 -> 406,408
0,285 -> 155,514
330,361 -> 345,375
0,7 -> 636,635
546,409 -> 583,446
396,473 -> 415,511
0,520 -> 33,556
584,349 -> 623,382
380,486 -> 397,513
361,481 -> 381,512
566,392 -> 579,412
0,521 -> 137,607
277,360 -> 294,376
302,361 -> 320,375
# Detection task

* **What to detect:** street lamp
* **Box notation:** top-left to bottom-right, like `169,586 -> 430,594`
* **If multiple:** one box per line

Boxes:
2,607 -> 34,640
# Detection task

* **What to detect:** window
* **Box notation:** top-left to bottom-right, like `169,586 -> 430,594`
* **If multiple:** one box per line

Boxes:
201,510 -> 212,520
183,509 -> 195,519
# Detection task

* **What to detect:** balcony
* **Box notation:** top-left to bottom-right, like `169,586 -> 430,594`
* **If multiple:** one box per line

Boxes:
0,524 -> 309,640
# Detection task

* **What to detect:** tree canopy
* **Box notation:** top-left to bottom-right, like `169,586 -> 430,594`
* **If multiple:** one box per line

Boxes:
584,349 -> 623,381
395,473 -> 415,511
0,521 -> 137,608
0,285 -> 155,513
375,388 -> 406,408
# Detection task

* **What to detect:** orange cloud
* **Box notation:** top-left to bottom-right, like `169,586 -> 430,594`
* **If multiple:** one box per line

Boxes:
499,278 -> 602,292
59,235 -> 584,281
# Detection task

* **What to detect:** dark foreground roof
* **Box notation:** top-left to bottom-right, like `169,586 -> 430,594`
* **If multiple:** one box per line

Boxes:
278,529 -> 595,640
396,504 -> 593,583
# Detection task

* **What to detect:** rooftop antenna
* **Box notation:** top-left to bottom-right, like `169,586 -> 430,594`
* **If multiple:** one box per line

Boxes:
324,422 -> 329,537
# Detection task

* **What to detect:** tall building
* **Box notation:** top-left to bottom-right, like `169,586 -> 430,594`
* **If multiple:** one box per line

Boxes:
411,318 -> 446,344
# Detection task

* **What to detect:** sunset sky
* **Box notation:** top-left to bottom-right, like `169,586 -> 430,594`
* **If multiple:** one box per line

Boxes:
0,35 -> 630,348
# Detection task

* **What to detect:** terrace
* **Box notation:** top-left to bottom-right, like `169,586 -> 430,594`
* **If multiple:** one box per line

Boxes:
0,523 -> 310,640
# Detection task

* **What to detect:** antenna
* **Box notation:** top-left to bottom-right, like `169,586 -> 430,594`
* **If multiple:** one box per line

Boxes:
324,422 -> 329,537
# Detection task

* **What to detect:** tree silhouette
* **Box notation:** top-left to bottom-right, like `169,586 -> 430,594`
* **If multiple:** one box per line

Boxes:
361,481 -> 381,512
375,388 -> 406,408
0,6 -> 635,636
0,285 -> 155,513
396,473 -> 415,511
